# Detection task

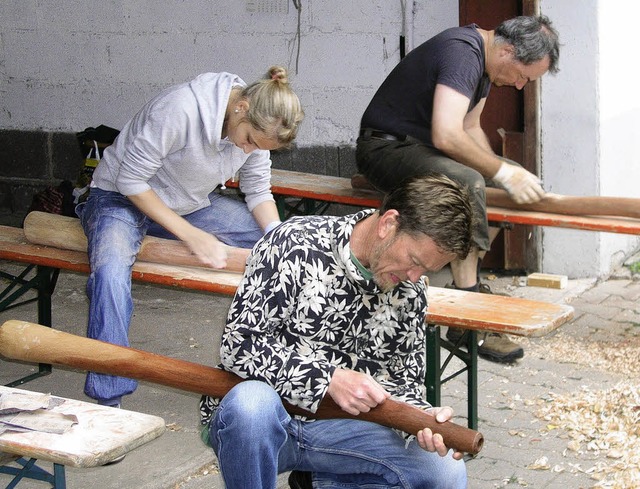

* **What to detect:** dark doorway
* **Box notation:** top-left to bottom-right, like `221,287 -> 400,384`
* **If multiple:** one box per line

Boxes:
459,0 -> 539,272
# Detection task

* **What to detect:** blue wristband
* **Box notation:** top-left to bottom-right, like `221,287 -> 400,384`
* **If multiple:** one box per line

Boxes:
264,221 -> 281,234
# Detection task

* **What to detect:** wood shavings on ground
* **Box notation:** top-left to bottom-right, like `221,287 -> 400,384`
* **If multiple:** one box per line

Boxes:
515,333 -> 640,378
174,461 -> 219,488
535,382 -> 640,488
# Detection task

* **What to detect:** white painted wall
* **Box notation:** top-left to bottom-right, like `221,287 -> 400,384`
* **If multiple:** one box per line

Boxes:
540,0 -> 640,277
597,1 -> 640,273
0,1 -> 457,145
0,1 -> 397,144
1,0 -> 637,277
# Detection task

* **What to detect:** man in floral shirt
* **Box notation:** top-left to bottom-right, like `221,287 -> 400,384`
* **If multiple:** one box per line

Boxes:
201,174 -> 473,488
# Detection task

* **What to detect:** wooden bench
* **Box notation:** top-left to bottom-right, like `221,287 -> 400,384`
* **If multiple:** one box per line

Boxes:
0,385 -> 165,488
228,169 -> 640,235
0,224 -> 574,430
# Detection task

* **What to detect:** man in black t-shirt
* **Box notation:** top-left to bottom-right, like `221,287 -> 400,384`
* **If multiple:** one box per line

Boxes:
356,15 -> 560,363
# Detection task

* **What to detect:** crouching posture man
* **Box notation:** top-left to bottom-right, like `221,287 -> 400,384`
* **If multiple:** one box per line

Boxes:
200,174 -> 473,489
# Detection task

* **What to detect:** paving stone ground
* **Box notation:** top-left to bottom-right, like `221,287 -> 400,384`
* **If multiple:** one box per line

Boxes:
1,264 -> 639,488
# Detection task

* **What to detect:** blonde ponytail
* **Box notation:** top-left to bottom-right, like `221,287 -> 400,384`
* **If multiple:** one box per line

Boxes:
240,65 -> 304,146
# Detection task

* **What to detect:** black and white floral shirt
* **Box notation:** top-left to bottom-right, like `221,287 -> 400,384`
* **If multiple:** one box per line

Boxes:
200,210 -> 430,426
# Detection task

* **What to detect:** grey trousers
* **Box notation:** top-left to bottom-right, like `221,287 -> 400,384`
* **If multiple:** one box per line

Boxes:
356,135 -> 501,251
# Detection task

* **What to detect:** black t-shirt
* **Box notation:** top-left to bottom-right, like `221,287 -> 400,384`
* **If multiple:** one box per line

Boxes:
360,24 -> 491,146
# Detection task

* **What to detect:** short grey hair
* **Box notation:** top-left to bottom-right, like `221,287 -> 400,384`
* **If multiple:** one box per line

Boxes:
495,15 -> 560,74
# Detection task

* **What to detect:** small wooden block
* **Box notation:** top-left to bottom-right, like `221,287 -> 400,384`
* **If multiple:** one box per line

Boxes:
527,272 -> 568,289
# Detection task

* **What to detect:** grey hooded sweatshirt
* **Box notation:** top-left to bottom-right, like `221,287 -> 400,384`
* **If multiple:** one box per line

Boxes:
91,72 -> 274,216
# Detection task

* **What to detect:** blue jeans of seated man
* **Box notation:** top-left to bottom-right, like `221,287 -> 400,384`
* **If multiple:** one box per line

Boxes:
208,381 -> 467,489
76,188 -> 262,405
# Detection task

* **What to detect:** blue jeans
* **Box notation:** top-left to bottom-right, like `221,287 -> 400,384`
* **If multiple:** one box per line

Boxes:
208,381 -> 467,489
76,188 -> 262,404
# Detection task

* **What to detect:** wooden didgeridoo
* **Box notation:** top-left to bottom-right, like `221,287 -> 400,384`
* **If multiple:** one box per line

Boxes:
486,188 -> 640,219
0,320 -> 484,455
352,173 -> 640,219
22,211 -> 250,273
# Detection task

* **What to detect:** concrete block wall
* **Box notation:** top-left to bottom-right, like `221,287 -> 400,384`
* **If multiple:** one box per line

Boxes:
0,130 -> 85,226
0,0 -> 406,226
1,1 -> 433,143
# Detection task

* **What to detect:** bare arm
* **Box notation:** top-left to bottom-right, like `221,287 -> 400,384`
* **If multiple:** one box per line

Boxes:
432,83 -> 544,203
431,84 -> 502,178
250,200 -> 281,232
128,190 -> 228,268
462,97 -> 495,153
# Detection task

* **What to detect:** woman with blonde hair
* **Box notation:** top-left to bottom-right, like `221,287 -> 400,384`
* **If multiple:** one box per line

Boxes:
76,66 -> 304,409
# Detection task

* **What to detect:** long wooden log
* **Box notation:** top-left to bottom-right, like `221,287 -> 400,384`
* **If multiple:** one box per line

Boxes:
22,211 -> 250,273
485,188 -> 640,219
0,320 -> 484,455
351,173 -> 640,219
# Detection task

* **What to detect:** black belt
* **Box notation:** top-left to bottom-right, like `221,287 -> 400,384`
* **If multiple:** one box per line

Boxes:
359,128 -> 406,142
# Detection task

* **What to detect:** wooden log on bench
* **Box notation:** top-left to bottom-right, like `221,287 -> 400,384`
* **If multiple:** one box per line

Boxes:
484,188 -> 640,219
228,169 -> 640,235
351,172 -> 640,218
22,211 -> 250,274
0,224 -> 241,296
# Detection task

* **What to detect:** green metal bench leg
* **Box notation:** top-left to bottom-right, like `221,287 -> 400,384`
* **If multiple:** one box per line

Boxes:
431,328 -> 479,430
0,457 -> 66,489
0,265 -> 40,315
467,331 -> 478,431
35,265 -> 58,328
303,198 -> 316,215
424,324 -> 441,406
274,195 -> 331,220
276,196 -> 287,221
0,264 -> 58,327
53,462 -> 65,488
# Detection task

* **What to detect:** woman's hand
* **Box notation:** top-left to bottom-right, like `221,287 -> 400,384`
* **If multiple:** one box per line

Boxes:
127,190 -> 228,268
183,227 -> 228,269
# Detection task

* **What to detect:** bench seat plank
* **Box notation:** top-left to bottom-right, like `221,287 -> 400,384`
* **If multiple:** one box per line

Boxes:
486,207 -> 640,234
426,286 -> 573,337
264,169 -> 382,207
232,169 -> 640,235
0,225 -> 573,337
0,386 -> 165,467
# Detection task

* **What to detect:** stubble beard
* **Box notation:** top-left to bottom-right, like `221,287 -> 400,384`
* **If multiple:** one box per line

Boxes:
369,236 -> 397,293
